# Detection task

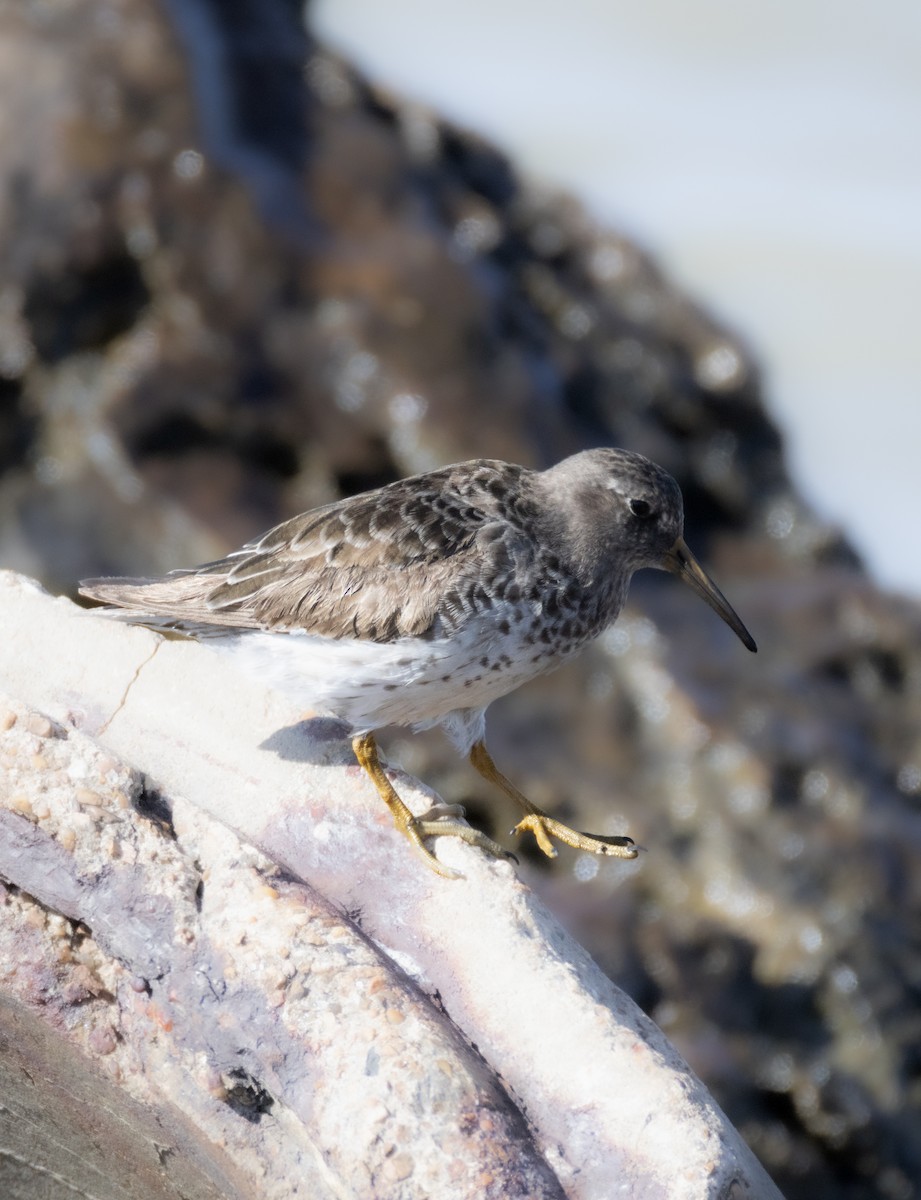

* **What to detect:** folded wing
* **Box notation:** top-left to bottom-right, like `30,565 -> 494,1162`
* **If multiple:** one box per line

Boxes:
80,468 -> 517,642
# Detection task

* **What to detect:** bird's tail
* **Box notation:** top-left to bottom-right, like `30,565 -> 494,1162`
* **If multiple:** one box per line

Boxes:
78,573 -> 251,634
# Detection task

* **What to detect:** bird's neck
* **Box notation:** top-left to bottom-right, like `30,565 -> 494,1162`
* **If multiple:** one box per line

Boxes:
532,477 -> 635,613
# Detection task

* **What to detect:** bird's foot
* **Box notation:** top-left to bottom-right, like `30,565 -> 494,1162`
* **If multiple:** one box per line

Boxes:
511,813 -> 638,861
401,811 -> 517,879
467,740 -> 637,864
352,732 -> 516,879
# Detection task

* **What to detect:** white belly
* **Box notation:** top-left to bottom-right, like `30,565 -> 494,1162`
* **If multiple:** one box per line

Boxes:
210,617 -> 564,736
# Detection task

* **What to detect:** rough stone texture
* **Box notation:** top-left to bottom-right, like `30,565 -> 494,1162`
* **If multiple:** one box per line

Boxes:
0,2 -> 919,1198
0,571 -> 782,1199
0,615 -> 561,1195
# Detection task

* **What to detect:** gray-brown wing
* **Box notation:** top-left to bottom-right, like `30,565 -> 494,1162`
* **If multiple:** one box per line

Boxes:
81,464 -> 531,641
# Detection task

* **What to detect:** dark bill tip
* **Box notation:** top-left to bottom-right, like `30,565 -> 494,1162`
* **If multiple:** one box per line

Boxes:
664,538 -> 757,653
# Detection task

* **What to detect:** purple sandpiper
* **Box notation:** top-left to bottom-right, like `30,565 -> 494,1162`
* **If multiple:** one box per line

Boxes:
81,448 -> 756,877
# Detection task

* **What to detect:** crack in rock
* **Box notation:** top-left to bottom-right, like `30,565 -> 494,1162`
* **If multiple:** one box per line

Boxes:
97,641 -> 162,735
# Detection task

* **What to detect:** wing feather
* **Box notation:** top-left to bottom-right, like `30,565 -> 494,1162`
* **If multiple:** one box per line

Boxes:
80,461 -> 535,642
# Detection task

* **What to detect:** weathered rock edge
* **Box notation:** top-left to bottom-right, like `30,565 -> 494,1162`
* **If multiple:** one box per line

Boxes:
0,571 -> 783,1200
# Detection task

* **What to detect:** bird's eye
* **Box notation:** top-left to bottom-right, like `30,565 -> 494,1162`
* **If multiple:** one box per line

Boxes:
628,498 -> 655,519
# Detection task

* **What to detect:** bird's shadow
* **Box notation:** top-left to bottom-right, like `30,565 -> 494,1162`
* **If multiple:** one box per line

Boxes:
260,717 -> 356,767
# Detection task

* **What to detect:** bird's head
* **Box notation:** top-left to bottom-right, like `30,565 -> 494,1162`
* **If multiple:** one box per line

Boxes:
544,448 -> 756,652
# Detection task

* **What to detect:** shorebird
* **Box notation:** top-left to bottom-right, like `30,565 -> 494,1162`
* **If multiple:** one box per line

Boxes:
81,448 -> 756,877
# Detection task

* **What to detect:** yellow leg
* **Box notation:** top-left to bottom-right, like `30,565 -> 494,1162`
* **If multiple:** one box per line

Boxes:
352,733 -> 513,878
468,740 -> 637,861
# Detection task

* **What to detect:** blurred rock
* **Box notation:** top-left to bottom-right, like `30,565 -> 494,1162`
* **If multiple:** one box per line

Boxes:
0,2 -> 917,1198
0,0 -> 804,593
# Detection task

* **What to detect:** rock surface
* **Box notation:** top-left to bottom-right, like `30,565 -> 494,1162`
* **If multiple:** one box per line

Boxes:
0,571 -> 781,1198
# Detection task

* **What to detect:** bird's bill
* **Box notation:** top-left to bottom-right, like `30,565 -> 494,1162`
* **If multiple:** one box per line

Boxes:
664,537 -> 757,653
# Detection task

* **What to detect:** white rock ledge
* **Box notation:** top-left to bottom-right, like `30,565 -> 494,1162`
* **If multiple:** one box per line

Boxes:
0,571 -> 783,1200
